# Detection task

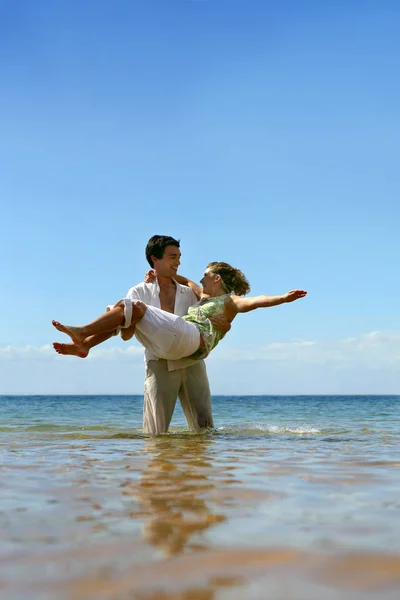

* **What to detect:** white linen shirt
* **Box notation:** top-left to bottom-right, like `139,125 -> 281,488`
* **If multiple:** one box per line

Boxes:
126,280 -> 199,370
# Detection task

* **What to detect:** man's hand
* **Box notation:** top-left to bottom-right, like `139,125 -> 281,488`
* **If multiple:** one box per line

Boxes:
209,315 -> 231,334
144,269 -> 156,283
284,290 -> 307,303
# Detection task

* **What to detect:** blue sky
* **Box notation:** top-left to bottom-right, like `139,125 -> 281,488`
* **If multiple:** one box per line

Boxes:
1,0 -> 399,394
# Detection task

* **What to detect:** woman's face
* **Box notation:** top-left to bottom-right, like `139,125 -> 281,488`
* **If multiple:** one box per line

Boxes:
200,269 -> 216,295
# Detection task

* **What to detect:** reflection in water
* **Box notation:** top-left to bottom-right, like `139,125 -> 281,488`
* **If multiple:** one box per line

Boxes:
126,436 -> 227,556
3,409 -> 400,599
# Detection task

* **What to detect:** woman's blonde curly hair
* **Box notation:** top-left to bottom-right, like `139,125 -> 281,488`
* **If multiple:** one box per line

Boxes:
207,262 -> 250,296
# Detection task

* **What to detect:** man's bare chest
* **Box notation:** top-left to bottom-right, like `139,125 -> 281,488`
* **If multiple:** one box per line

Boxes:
159,286 -> 176,313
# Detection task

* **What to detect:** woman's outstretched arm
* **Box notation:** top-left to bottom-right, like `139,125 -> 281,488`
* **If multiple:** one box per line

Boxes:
232,290 -> 307,313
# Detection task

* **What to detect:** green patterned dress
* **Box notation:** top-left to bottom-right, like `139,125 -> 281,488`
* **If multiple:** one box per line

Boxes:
183,294 -> 230,359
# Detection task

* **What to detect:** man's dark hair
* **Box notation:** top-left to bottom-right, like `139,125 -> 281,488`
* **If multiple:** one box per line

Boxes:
145,235 -> 180,268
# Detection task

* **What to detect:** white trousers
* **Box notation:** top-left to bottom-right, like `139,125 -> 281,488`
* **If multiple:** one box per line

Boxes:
134,305 -> 201,360
143,359 -> 213,434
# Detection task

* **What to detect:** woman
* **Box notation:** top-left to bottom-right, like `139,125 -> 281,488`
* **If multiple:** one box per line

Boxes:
52,261 -> 307,360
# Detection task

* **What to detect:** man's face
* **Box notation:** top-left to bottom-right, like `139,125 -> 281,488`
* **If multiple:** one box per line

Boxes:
152,245 -> 181,277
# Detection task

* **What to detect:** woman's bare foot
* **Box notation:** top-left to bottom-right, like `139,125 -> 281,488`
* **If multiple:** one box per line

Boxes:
53,342 -> 89,358
52,320 -> 86,345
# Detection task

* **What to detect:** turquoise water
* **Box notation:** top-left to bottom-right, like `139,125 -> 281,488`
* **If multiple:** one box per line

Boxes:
1,395 -> 400,599
2,394 -> 399,438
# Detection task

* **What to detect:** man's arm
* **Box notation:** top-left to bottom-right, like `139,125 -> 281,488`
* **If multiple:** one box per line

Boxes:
232,290 -> 307,313
120,323 -> 136,340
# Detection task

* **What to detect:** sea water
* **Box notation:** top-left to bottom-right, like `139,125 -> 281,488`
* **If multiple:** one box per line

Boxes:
1,395 -> 400,599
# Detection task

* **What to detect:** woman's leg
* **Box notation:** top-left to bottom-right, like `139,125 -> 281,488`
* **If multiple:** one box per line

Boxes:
53,331 -> 115,358
53,302 -> 200,361
134,306 -> 201,360
52,302 -> 146,345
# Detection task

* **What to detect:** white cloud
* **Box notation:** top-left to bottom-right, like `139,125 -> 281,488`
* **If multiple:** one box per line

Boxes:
212,331 -> 400,370
0,344 -> 143,362
0,344 -> 54,360
0,331 -> 399,395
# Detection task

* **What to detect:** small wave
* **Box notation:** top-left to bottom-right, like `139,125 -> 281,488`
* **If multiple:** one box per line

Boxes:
25,424 -> 118,432
217,424 -> 322,435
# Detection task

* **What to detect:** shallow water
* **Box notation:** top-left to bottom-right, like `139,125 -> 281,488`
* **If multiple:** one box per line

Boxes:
1,395 -> 400,599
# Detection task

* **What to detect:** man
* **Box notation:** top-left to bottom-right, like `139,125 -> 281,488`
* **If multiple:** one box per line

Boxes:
126,235 -> 229,435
